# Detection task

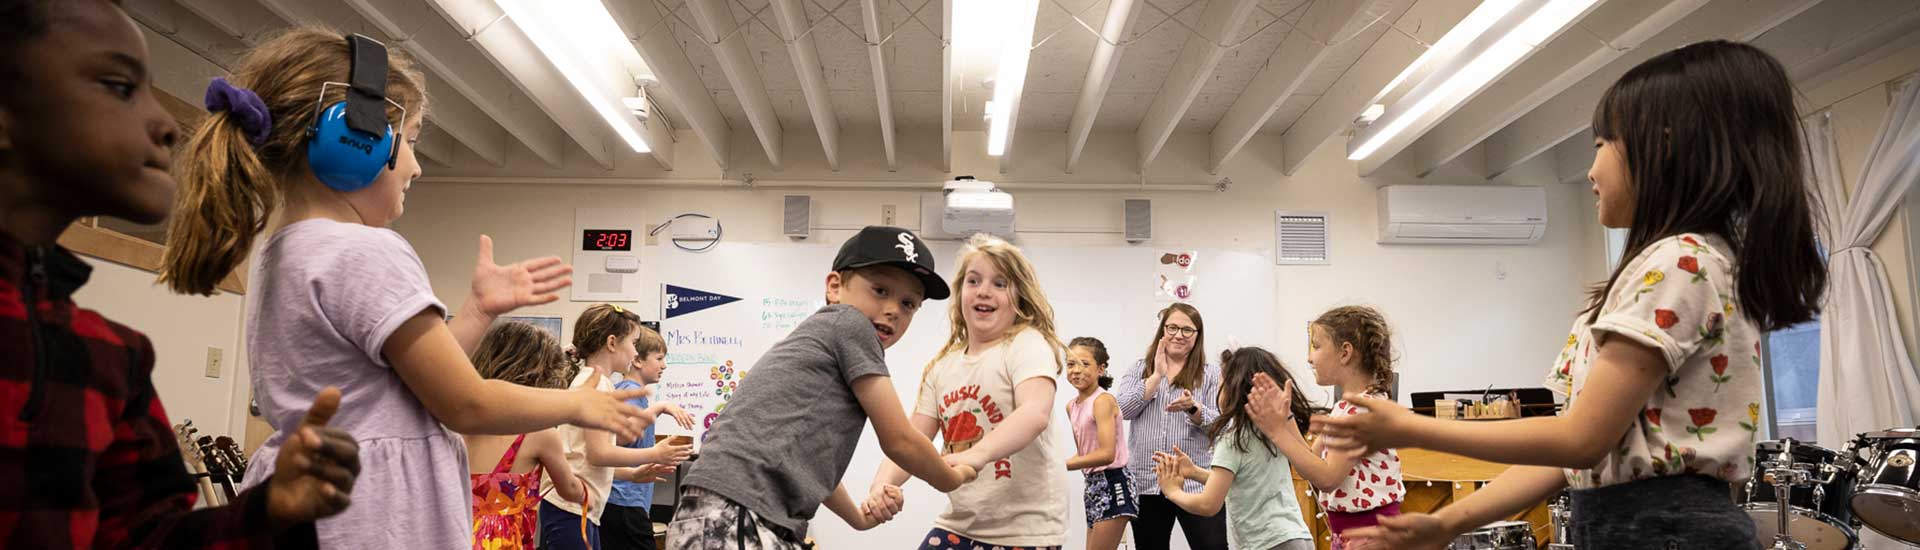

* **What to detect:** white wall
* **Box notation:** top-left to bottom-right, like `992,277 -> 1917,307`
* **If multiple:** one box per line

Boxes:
393,131 -> 1598,547
71,258 -> 249,442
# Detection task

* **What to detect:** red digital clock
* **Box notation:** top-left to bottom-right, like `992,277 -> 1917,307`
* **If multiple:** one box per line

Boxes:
582,229 -> 632,251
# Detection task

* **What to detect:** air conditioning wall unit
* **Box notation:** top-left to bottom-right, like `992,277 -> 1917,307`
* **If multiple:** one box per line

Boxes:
942,176 -> 1015,238
1377,185 -> 1547,245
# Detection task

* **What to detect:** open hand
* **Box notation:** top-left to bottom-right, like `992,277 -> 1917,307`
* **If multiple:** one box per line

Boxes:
1153,445 -> 1200,479
573,385 -> 651,442
652,402 -> 696,430
1247,373 -> 1297,435
1164,390 -> 1197,413
622,463 -> 674,484
1311,393 -> 1415,456
467,235 -> 572,317
1151,455 -> 1183,493
653,439 -> 694,466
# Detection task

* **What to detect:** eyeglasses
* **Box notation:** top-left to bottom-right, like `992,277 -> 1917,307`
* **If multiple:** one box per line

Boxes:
1162,325 -> 1198,338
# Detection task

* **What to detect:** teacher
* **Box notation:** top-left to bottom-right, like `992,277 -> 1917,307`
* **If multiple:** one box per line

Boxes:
1113,303 -> 1227,550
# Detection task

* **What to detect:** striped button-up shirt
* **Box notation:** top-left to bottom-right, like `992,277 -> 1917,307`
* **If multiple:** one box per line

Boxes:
1112,357 -> 1222,495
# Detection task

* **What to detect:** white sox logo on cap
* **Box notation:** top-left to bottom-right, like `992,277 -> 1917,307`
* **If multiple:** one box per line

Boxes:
896,232 -> 919,263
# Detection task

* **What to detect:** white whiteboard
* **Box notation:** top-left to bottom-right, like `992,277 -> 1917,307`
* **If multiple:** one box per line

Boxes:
642,241 -> 1277,548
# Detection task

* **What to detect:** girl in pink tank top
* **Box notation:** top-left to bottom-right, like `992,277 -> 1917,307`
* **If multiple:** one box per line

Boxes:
1064,337 -> 1135,550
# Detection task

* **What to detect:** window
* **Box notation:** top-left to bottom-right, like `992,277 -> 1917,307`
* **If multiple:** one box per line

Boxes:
1764,321 -> 1821,440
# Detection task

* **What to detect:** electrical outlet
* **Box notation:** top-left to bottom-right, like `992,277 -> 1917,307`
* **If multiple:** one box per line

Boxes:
204,347 -> 223,378
882,204 -> 897,226
645,224 -> 659,246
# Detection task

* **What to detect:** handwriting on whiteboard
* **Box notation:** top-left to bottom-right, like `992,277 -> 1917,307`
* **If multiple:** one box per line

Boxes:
664,329 -> 743,348
761,297 -> 821,331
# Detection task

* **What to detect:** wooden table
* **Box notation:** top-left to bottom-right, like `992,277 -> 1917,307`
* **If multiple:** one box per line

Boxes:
1290,449 -> 1555,550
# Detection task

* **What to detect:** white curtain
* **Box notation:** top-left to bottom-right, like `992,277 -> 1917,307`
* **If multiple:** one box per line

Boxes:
1811,77 -> 1920,548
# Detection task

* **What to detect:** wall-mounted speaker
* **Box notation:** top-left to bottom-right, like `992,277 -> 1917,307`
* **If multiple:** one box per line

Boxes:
783,195 -> 811,239
1124,199 -> 1151,243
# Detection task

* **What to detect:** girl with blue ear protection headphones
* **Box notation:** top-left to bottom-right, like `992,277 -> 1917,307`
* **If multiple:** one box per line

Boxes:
304,33 -> 402,193
162,27 -> 666,549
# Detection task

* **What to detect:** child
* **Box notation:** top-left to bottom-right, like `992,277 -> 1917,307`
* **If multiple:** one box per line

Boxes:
1275,306 -> 1404,549
670,226 -> 976,549
603,323 -> 681,550
1064,337 -> 1135,550
1151,347 -> 1315,550
467,321 -> 591,550
158,27 -> 656,548
0,0 -> 360,547
1316,40 -> 1825,549
544,306 -> 695,550
869,233 -> 1069,550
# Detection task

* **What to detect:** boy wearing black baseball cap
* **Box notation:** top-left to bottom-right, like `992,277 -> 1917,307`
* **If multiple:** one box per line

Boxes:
668,227 -> 975,549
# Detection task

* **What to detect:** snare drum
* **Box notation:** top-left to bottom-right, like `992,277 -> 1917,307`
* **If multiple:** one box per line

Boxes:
1851,429 -> 1920,544
1740,439 -> 1859,550
1448,520 -> 1535,550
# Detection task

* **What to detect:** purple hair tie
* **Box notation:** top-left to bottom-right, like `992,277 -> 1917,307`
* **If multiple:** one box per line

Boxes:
204,77 -> 272,147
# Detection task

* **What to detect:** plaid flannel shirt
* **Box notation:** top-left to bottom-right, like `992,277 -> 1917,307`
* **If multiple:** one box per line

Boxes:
0,234 -> 316,549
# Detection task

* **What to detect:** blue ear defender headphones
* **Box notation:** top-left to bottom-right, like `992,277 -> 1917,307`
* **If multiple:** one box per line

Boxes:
305,34 -> 404,192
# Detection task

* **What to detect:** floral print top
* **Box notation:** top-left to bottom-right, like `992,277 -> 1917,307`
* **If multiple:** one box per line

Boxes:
1545,233 -> 1763,489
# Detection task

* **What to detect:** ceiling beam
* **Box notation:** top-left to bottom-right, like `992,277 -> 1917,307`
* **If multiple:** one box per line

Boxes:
1405,0 -> 1706,178
180,0 -> 521,167
1482,0 -> 1827,177
341,0 -> 570,167
602,0 -> 733,170
148,0 -> 487,166
1135,0 -> 1261,173
687,0 -> 783,168
1208,0 -> 1380,174
124,0 -> 245,68
1277,0 -> 1477,176
769,0 -> 843,170
1788,4 -> 1920,93
941,0 -> 953,172
1063,0 -> 1140,174
861,0 -> 900,171
172,0 -> 281,43
1552,128 -> 1595,184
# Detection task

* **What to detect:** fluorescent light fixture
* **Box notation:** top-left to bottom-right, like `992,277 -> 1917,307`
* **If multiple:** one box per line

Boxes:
978,0 -> 1040,157
1349,0 -> 1600,162
1373,0 -> 1521,105
496,0 -> 652,153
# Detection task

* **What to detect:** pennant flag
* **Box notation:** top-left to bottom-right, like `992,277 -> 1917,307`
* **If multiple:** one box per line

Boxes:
663,284 -> 742,319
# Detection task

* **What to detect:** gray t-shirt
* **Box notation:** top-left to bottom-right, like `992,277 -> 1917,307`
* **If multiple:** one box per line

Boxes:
680,304 -> 890,538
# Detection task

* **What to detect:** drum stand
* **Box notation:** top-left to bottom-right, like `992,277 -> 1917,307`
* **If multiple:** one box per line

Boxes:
1764,440 -> 1816,550
1548,492 -> 1575,550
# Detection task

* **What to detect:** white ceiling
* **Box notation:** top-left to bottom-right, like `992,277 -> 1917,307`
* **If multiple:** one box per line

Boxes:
126,0 -> 1920,179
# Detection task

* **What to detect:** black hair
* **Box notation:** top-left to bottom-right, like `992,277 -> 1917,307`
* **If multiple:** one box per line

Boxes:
1068,336 -> 1113,389
1584,40 -> 1826,330
1211,346 -> 1315,456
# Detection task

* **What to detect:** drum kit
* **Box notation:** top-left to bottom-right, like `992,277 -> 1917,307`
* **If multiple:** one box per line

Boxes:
1444,429 -> 1918,550
1739,430 -> 1920,550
